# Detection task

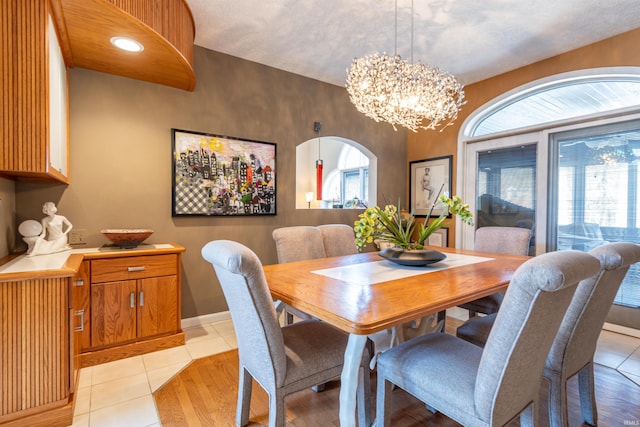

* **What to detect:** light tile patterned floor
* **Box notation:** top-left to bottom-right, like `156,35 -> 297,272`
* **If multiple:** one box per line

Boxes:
70,313 -> 640,426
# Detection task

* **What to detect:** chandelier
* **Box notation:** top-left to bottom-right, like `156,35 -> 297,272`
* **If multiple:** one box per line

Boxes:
345,1 -> 466,132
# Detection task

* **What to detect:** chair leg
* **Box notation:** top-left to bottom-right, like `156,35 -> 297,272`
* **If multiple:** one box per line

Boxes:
578,363 -> 598,426
236,367 -> 253,427
375,374 -> 393,427
268,390 -> 286,427
547,373 -> 569,427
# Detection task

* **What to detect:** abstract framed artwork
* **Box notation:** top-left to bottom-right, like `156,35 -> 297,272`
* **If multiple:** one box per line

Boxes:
172,128 -> 276,216
409,155 -> 452,217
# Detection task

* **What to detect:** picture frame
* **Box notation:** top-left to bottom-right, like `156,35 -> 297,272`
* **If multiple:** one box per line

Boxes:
409,155 -> 452,217
427,228 -> 448,248
172,128 -> 276,216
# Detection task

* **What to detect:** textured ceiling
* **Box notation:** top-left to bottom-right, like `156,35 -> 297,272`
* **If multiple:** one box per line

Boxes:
186,0 -> 640,87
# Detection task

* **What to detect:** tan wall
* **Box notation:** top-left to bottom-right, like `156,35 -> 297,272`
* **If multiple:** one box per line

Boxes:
14,46 -> 407,318
0,177 -> 15,258
408,28 -> 640,245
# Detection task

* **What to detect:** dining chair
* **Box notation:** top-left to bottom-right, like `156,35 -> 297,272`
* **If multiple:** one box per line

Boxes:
456,242 -> 640,427
272,226 -> 327,323
272,226 -> 327,262
458,226 -> 532,317
375,250 -> 601,427
201,240 -> 371,427
318,223 -> 359,257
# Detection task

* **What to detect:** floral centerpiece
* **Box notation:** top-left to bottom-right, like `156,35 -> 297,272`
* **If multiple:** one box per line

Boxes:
353,194 -> 474,252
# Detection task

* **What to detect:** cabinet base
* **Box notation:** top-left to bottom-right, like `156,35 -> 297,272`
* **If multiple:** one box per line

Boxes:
80,332 -> 185,367
0,398 -> 72,427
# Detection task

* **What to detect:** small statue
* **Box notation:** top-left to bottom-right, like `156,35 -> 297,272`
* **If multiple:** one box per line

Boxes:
21,202 -> 73,256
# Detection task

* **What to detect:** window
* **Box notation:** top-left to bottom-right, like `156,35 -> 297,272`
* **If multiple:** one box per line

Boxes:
551,122 -> 640,308
295,137 -> 375,209
459,68 -> 640,328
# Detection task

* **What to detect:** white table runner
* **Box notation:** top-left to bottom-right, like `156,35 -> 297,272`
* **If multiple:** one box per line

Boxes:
312,252 -> 494,286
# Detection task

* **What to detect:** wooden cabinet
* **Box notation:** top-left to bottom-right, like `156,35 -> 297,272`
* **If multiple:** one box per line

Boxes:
79,246 -> 185,366
0,253 -> 84,427
0,244 -> 183,426
0,0 -> 70,183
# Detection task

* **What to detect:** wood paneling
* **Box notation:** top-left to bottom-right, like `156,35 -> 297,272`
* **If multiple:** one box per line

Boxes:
57,0 -> 195,91
0,278 -> 70,424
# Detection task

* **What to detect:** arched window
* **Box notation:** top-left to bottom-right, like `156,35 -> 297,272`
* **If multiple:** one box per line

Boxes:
463,68 -> 640,139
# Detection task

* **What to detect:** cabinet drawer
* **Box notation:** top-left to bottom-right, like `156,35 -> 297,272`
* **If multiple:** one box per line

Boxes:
91,254 -> 177,283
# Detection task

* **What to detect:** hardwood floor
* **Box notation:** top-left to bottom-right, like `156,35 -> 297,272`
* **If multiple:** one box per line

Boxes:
154,320 -> 640,426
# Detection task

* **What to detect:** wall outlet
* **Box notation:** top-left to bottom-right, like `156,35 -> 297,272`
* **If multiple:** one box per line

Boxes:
68,229 -> 88,245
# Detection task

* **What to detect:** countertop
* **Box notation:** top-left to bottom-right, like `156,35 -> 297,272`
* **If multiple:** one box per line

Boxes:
0,243 -> 184,282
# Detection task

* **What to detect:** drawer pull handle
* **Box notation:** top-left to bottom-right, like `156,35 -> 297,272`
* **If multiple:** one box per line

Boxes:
128,266 -> 146,272
139,291 -> 145,307
130,292 -> 135,308
74,279 -> 84,286
75,310 -> 85,332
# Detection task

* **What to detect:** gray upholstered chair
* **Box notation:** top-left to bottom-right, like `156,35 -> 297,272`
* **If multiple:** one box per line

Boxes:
272,226 -> 327,323
318,223 -> 359,257
459,226 -> 532,317
272,226 -> 327,262
375,250 -> 600,427
458,242 -> 640,426
202,240 -> 371,427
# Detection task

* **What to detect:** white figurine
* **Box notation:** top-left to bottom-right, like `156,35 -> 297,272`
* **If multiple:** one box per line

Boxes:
26,202 -> 73,256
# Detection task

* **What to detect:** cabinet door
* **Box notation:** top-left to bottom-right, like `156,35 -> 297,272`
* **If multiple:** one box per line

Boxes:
72,261 -> 91,351
91,280 -> 137,347
137,276 -> 178,338
70,261 -> 90,391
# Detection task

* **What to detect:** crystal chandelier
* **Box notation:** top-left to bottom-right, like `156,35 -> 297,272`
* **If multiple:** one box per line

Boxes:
345,1 -> 466,132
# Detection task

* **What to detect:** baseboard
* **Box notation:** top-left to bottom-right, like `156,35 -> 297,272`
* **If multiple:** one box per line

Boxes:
603,322 -> 640,339
181,311 -> 231,329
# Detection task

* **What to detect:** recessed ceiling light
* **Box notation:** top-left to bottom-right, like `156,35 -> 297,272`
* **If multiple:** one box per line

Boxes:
110,37 -> 144,53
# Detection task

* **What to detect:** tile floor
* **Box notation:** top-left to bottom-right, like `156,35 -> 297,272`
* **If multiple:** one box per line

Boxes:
70,312 -> 640,427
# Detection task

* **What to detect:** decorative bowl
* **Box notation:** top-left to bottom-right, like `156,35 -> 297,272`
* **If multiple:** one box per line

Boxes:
101,229 -> 154,249
379,247 -> 447,266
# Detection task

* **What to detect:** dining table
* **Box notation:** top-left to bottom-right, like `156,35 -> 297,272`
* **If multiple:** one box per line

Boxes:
263,246 -> 529,427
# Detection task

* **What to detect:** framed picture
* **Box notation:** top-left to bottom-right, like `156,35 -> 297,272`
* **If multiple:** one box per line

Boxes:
409,155 -> 452,216
427,228 -> 448,248
172,128 -> 276,216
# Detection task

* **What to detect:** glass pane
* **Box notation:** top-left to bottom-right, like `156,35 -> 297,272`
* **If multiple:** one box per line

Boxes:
476,145 -> 537,244
555,125 -> 640,308
342,170 -> 362,201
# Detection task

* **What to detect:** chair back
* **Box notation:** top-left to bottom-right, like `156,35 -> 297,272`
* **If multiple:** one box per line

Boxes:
318,224 -> 358,257
474,226 -> 532,256
272,226 -> 326,262
201,240 -> 286,389
547,242 -> 640,373
474,250 -> 600,424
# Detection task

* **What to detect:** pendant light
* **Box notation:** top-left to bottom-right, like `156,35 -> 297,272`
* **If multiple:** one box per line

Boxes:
314,121 -> 323,200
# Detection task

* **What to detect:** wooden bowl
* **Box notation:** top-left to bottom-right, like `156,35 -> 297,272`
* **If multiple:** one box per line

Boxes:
101,229 -> 154,249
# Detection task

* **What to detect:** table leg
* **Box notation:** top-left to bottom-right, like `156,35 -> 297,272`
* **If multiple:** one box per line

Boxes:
339,333 -> 369,427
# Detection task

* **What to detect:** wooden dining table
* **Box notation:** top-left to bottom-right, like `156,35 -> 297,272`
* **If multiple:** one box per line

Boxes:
263,247 -> 529,427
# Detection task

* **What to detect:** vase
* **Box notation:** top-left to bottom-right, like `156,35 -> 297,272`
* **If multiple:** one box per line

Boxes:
379,247 -> 447,266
